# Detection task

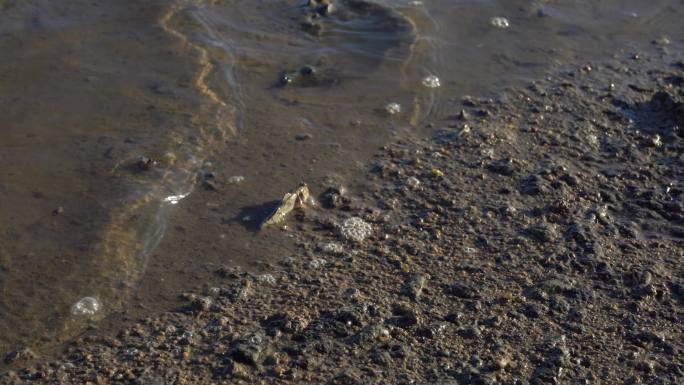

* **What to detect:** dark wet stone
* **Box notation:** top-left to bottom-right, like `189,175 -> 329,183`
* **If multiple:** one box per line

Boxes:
4,348 -> 36,364
627,330 -> 666,347
349,324 -> 385,347
531,336 -> 571,384
416,322 -> 447,339
371,349 -> 393,367
136,156 -> 156,171
388,304 -> 419,328
445,282 -> 479,299
487,158 -> 517,176
321,185 -> 351,209
401,273 -> 429,300
444,312 -> 463,324
526,222 -> 558,243
457,326 -> 481,339
190,296 -> 212,312
227,333 -> 269,366
522,304 -> 543,319
520,174 -> 546,195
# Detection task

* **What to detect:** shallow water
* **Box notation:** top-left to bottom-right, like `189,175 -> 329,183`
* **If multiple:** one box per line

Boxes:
0,0 -> 682,356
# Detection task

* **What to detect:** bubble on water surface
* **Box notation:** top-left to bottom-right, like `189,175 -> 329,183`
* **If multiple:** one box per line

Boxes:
490,17 -> 510,29
227,175 -> 245,184
406,176 -> 421,189
385,102 -> 401,115
258,273 -> 276,285
71,297 -> 101,316
422,75 -> 441,88
163,192 -> 189,205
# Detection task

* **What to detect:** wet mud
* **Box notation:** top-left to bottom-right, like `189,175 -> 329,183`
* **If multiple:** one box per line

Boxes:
2,43 -> 684,383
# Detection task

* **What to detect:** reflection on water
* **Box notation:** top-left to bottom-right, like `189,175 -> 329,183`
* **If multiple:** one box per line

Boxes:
0,0 -> 682,356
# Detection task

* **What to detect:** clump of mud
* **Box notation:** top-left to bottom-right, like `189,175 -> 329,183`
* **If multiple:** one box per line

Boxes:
3,49 -> 684,384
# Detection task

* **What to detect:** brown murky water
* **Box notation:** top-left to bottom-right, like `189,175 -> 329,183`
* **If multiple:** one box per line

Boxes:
0,0 -> 682,357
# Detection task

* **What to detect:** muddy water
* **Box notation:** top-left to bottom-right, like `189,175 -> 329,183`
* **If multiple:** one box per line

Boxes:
0,0 -> 682,357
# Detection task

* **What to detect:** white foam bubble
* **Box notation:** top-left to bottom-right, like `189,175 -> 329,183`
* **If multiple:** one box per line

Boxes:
490,17 -> 510,29
163,193 -> 189,205
71,296 -> 101,316
385,102 -> 401,115
422,75 -> 441,88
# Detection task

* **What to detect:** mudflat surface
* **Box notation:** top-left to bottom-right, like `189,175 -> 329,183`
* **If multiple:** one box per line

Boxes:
3,0 -> 684,358
3,44 -> 684,384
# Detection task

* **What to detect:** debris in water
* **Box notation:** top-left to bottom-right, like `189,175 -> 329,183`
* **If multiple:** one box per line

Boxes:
422,75 -> 441,88
261,183 -> 312,229
71,297 -> 101,316
385,102 -> 401,115
339,217 -> 372,242
490,17 -> 510,29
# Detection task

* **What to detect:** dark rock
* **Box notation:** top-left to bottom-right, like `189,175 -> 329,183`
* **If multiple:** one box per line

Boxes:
401,273 -> 429,300
388,304 -> 420,328
4,348 -> 36,364
445,282 -> 479,299
487,158 -> 517,176
227,333 -> 269,366
526,222 -> 558,243
321,186 -> 351,209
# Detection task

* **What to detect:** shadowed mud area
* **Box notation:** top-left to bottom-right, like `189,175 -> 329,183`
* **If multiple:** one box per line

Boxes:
0,0 -> 684,369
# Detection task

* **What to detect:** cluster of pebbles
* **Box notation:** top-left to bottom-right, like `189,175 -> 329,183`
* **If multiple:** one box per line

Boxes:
3,48 -> 684,384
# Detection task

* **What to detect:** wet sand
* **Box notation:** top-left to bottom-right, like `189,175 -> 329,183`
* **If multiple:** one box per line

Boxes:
2,42 -> 683,383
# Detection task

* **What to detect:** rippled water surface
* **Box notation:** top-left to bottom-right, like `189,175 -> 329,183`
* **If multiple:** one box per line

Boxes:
0,0 -> 682,356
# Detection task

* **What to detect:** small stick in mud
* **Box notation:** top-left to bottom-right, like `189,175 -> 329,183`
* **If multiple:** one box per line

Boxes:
260,183 -> 312,229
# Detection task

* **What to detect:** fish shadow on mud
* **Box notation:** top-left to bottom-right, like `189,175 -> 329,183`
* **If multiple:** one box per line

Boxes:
227,201 -> 283,232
